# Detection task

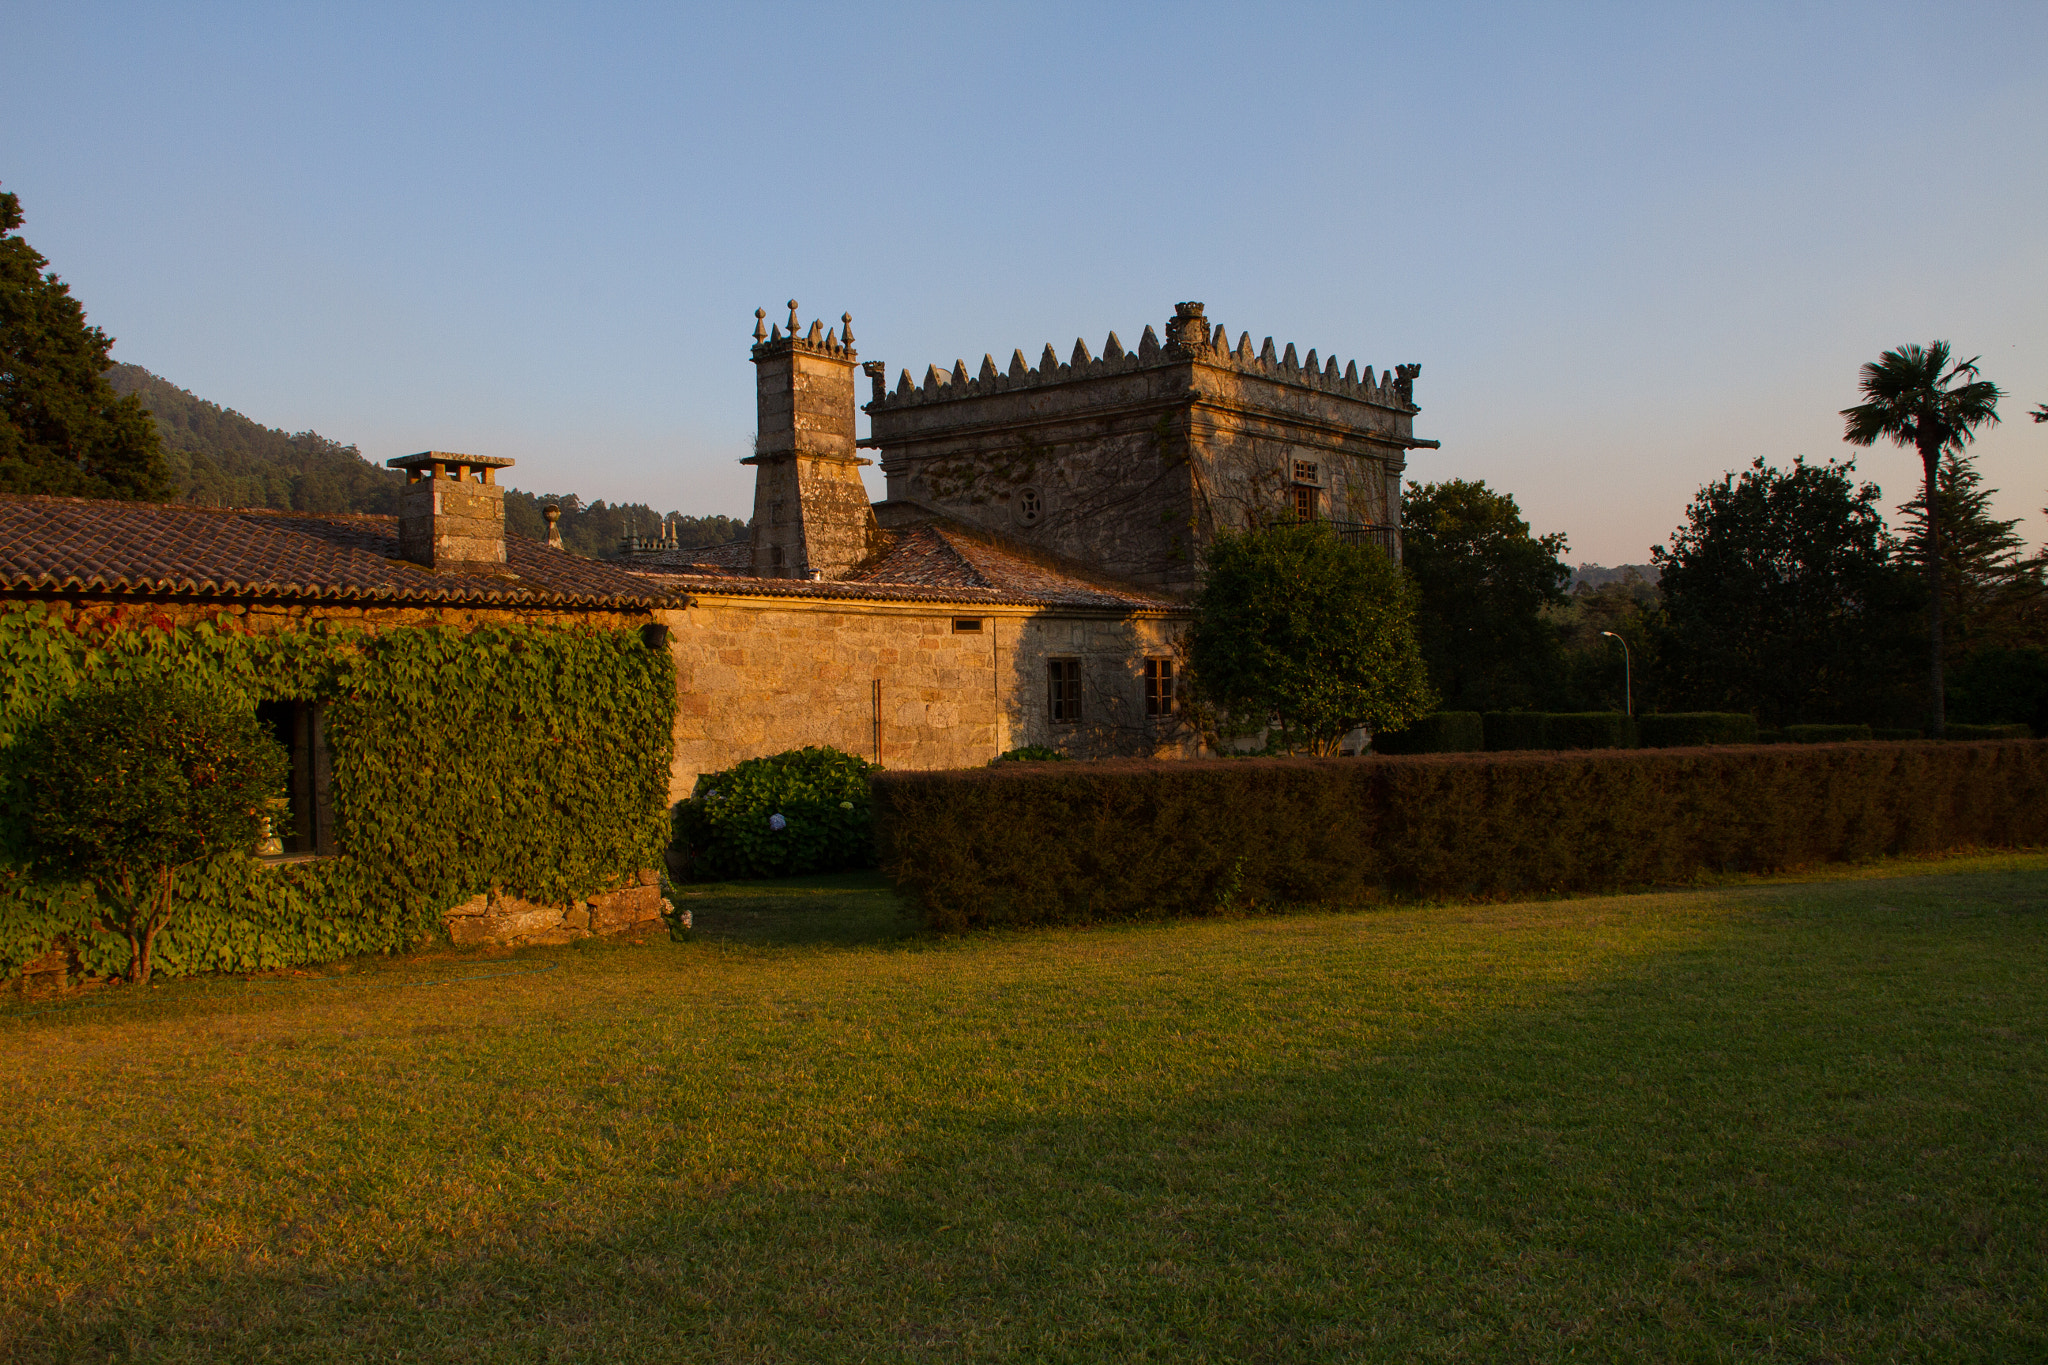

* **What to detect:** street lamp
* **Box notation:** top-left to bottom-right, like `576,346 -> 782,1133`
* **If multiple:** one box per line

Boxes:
1601,631 -> 1632,719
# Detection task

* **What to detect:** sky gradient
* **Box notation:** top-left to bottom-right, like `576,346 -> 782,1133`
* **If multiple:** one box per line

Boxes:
5,2 -> 2044,564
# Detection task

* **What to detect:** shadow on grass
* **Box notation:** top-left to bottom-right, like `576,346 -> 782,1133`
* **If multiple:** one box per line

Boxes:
10,873 -> 2046,1361
674,868 -> 920,947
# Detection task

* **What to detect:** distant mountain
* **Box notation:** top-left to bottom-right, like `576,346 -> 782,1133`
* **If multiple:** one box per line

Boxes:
104,364 -> 745,560
1571,563 -> 1657,592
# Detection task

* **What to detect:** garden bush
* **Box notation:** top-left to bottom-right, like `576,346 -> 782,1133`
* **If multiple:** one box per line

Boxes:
1784,724 -> 1873,743
1483,712 -> 1549,751
1944,723 -> 2030,740
990,746 -> 1068,764
1872,727 -> 1926,741
1638,713 -> 1760,748
1546,712 -> 1633,750
674,745 -> 877,880
873,741 -> 2048,931
1371,712 -> 1483,754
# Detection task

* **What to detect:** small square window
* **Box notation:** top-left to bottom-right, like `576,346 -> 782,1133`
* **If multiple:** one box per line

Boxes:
1048,658 -> 1082,724
1144,658 -> 1175,717
952,618 -> 984,633
1293,459 -> 1319,484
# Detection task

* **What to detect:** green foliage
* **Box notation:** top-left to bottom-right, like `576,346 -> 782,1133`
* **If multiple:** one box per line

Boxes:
1370,712 -> 1484,754
1186,521 -> 1433,755
105,364 -> 403,515
1546,712 -> 1633,750
1783,724 -> 1874,743
1944,723 -> 2031,740
1894,453 -> 2042,659
1482,712 -> 1549,751
13,683 -> 287,982
1401,480 -> 1572,710
0,187 -> 171,500
1654,458 -> 1922,728
990,746 -> 1068,765
1872,728 -> 1926,741
0,604 -> 674,982
675,746 -> 878,881
1547,570 -> 1662,714
1637,713 -> 1759,748
1949,647 -> 2048,733
874,744 -> 2048,929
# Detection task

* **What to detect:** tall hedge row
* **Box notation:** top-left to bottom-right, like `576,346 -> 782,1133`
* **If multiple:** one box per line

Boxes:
872,742 -> 2048,931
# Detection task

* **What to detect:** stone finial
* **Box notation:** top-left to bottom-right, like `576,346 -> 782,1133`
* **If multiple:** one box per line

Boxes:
978,354 -> 999,385
1102,331 -> 1125,362
543,503 -> 563,549
862,360 -> 888,404
1138,325 -> 1161,362
841,312 -> 854,346
1166,301 -> 1207,350
1071,337 -> 1092,367
787,300 -> 801,336
1008,349 -> 1028,380
754,308 -> 767,342
1040,343 -> 1060,375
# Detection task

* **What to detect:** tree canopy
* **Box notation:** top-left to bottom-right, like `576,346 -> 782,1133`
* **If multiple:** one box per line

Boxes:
1895,452 -> 2040,659
1400,478 -> 1572,711
1185,521 -> 1434,755
1841,341 -> 2004,733
0,186 -> 171,499
1653,457 -> 1921,727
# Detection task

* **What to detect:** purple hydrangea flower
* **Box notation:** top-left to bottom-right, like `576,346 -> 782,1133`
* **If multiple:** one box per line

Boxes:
768,813 -> 787,831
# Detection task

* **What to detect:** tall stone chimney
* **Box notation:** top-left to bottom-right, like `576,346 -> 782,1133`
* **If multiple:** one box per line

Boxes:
745,300 -> 882,579
387,451 -> 515,568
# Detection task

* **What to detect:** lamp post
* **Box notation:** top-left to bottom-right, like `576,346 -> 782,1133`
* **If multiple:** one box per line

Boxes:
1601,631 -> 1633,719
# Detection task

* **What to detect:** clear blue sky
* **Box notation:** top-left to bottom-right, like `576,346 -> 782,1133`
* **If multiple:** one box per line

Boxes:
5,2 -> 2043,564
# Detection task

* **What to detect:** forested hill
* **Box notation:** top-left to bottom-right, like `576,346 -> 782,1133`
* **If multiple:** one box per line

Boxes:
104,364 -> 745,559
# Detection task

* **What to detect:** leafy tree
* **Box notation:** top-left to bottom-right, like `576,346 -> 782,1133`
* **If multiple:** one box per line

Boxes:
1653,457 -> 1922,727
1894,452 -> 2040,658
1400,479 -> 1571,710
1185,521 -> 1434,755
1546,569 -> 1663,714
1841,342 -> 2004,734
11,683 -> 286,983
0,186 -> 171,499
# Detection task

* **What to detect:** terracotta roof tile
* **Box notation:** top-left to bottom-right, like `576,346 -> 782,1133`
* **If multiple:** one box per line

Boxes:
0,495 -> 687,609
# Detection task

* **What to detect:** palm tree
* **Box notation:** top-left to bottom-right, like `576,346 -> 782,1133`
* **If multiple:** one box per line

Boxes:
1841,342 -> 2003,735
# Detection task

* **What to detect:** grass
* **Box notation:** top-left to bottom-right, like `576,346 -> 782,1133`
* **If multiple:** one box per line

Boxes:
3,856 -> 2046,1362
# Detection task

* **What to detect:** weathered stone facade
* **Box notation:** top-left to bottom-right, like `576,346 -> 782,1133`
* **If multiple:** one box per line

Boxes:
862,301 -> 1436,594
745,303 -> 884,580
442,870 -> 669,947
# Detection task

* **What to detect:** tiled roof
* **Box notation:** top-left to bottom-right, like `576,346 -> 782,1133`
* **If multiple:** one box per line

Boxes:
0,496 -> 688,609
631,520 -> 1182,612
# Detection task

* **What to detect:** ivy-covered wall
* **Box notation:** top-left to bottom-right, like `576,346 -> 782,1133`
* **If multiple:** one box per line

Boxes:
0,601 -> 676,982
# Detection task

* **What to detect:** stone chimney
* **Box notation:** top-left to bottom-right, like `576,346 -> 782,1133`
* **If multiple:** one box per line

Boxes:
744,300 -> 882,579
387,451 -> 515,568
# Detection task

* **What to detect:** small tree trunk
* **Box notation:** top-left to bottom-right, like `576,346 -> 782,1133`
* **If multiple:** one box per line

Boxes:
130,865 -> 175,985
1922,440 -> 1946,738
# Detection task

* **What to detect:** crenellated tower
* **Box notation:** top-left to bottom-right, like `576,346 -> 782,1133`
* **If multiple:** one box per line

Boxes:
744,300 -> 882,579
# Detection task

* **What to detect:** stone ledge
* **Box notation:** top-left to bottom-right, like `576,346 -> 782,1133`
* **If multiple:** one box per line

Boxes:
442,871 -> 668,947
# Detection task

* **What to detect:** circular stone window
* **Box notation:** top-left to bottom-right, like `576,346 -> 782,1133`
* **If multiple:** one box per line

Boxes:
1014,486 -> 1044,527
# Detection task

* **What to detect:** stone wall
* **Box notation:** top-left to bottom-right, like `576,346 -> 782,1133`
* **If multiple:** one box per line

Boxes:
442,869 -> 669,947
656,595 -> 1190,799
398,474 -> 506,567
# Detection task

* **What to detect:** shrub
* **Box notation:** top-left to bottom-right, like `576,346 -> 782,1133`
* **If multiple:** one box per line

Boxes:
10,682 -> 287,983
1372,712 -> 1484,754
873,742 -> 2048,931
1547,712 -> 1633,750
1757,729 -> 1783,744
1483,712 -> 1549,750
1872,727 -> 1926,741
991,746 -> 1068,765
1944,723 -> 2030,740
1784,724 -> 1873,743
1638,713 -> 1760,748
674,746 -> 876,880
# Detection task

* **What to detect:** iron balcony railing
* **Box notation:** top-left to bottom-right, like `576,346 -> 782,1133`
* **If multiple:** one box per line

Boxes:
1322,520 -> 1399,558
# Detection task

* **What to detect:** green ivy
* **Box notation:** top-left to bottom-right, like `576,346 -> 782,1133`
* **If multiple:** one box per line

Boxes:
0,603 -> 675,981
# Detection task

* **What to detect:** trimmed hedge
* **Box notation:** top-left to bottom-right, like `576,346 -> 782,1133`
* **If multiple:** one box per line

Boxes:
1638,712 -> 1759,748
1371,712 -> 1483,754
872,742 -> 2048,931
1946,723 -> 2031,740
1483,712 -> 1549,751
1547,712 -> 1633,750
1872,727 -> 1925,741
1785,724 -> 1873,743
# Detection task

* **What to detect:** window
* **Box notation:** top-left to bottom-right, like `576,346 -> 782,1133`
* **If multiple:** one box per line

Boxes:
1293,485 -> 1319,522
952,618 -> 984,633
1293,459 -> 1319,484
1048,658 -> 1082,723
1144,657 -> 1175,717
255,700 -> 333,856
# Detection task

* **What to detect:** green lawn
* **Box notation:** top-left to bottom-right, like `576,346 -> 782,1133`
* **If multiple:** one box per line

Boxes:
4,857 -> 2045,1362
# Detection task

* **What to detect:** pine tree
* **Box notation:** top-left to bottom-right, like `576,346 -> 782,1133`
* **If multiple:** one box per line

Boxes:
0,185 -> 171,499
1895,453 -> 2041,658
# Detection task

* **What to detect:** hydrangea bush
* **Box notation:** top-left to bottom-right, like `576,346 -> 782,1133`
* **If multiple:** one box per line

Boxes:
673,745 -> 877,880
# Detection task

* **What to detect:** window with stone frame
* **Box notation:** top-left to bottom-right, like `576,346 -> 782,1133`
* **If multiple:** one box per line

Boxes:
255,699 -> 334,856
1293,485 -> 1319,522
1144,657 -> 1175,717
1047,658 -> 1083,724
